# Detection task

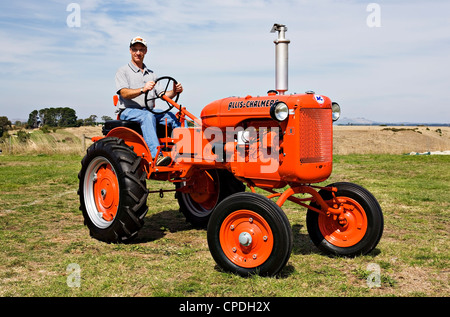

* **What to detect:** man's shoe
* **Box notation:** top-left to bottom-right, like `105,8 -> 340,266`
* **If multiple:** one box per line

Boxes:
156,155 -> 172,166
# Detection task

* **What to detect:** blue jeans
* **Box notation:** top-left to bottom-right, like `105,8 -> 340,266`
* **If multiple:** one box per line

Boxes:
120,108 -> 180,157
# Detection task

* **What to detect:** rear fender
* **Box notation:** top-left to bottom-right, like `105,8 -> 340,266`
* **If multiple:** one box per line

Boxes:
107,127 -> 152,169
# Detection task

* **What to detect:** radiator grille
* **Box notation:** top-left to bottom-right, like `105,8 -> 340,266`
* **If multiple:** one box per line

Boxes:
298,108 -> 332,163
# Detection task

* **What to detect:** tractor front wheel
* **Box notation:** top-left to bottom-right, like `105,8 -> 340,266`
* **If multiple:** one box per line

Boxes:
78,137 -> 148,243
207,192 -> 293,276
306,182 -> 383,256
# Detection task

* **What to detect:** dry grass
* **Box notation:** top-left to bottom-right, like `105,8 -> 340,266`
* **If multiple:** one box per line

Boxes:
0,127 -> 102,155
2,125 -> 449,156
333,126 -> 450,155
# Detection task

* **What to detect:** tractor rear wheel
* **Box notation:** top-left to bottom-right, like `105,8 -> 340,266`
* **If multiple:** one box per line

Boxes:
176,169 -> 245,227
78,137 -> 148,243
306,182 -> 383,256
207,192 -> 293,276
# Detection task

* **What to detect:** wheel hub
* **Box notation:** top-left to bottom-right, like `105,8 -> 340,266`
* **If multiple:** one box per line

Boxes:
93,164 -> 119,222
338,214 -> 348,226
184,170 -> 219,210
219,210 -> 273,268
238,232 -> 252,246
319,197 -> 367,247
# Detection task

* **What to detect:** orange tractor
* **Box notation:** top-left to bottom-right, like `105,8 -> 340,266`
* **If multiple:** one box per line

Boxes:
78,24 -> 383,276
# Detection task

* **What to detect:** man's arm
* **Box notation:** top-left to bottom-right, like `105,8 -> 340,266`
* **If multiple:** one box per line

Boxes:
119,82 -> 183,100
118,88 -> 142,99
119,81 -> 156,99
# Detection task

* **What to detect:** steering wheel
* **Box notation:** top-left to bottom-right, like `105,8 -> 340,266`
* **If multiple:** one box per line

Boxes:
144,76 -> 180,115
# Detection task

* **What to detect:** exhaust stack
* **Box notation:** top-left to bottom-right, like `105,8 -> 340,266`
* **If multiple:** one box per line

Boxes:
271,24 -> 290,95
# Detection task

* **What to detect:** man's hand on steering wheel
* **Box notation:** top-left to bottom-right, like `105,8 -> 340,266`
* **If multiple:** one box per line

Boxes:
143,81 -> 156,93
172,82 -> 183,94
144,76 -> 181,115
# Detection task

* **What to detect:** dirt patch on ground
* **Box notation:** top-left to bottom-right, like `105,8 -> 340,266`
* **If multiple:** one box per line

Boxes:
392,266 -> 450,296
333,126 -> 450,155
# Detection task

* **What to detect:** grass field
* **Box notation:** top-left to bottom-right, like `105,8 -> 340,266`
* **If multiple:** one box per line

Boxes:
0,153 -> 449,297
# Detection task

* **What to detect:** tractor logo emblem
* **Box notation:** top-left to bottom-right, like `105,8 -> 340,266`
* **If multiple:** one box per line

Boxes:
314,95 -> 324,104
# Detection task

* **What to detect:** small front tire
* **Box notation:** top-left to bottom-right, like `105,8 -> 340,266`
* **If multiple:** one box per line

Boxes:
207,192 -> 293,276
306,182 -> 383,256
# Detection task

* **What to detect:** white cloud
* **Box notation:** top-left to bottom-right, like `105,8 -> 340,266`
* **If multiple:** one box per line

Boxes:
0,0 -> 449,123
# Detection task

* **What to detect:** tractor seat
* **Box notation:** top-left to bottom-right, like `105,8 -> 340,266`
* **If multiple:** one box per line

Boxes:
102,120 -> 142,136
104,95 -> 174,138
102,120 -> 173,139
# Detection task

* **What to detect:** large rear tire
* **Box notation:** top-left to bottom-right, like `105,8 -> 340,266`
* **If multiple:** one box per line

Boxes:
207,192 -> 293,276
78,137 -> 148,243
306,182 -> 383,256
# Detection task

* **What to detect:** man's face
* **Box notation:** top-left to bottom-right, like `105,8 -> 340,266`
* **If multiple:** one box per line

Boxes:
130,43 -> 147,64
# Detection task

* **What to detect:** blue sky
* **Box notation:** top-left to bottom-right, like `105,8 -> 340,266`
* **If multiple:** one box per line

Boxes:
0,0 -> 449,123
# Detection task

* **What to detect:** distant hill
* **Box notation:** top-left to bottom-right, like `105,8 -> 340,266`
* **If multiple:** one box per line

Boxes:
337,117 -> 377,125
336,117 -> 449,127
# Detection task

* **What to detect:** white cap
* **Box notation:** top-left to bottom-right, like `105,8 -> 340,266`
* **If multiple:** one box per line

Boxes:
130,36 -> 147,47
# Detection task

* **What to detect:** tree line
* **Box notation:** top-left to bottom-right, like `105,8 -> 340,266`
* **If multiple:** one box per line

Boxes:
0,108 -> 113,137
1,108 -> 114,142
26,107 -> 112,129
27,107 -> 78,128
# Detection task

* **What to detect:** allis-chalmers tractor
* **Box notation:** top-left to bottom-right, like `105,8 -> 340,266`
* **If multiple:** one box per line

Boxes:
78,24 -> 383,276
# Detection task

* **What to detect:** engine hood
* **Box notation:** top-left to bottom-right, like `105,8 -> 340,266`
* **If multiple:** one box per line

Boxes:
200,93 -> 331,129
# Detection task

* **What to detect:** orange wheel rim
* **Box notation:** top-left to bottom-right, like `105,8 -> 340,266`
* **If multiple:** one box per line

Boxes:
93,163 -> 119,222
319,197 -> 367,247
188,170 -> 218,210
189,191 -> 218,210
219,210 -> 273,268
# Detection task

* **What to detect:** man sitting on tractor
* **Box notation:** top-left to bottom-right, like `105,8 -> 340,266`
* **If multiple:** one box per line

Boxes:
115,36 -> 183,166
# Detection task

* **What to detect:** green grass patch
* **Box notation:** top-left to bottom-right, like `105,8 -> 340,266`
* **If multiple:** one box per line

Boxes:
0,154 -> 448,297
